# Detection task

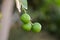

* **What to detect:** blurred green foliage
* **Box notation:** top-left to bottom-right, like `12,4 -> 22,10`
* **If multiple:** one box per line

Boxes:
27,0 -> 60,37
1,0 -> 60,40
10,0 -> 60,39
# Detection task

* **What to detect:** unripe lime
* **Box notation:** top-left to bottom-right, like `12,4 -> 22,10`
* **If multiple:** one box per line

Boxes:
21,13 -> 31,23
22,23 -> 32,31
32,22 -> 42,32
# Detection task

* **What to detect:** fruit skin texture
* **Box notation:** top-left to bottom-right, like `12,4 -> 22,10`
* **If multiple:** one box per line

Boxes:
32,22 -> 42,32
22,23 -> 32,31
21,13 -> 31,23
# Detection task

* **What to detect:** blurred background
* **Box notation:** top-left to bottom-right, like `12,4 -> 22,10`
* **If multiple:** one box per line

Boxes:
0,0 -> 60,40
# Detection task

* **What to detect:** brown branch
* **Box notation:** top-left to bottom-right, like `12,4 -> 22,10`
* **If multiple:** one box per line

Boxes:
0,0 -> 14,40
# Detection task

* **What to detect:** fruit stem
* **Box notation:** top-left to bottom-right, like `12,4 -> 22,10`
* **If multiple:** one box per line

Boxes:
30,22 -> 33,25
22,7 -> 27,14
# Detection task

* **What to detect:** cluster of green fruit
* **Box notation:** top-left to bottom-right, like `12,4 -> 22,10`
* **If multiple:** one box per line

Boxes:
20,13 -> 42,32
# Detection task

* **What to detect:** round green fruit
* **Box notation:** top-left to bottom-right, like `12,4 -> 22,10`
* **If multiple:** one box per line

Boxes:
21,13 -> 31,23
32,22 -> 42,32
22,23 -> 32,31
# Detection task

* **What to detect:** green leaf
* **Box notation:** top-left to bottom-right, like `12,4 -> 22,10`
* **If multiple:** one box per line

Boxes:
19,0 -> 28,9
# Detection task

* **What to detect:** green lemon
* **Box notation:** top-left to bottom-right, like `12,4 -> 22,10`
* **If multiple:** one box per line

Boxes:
32,22 -> 42,32
22,23 -> 32,31
21,13 -> 31,23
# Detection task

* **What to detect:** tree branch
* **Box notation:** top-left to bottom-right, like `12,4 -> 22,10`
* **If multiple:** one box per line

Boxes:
0,0 -> 14,40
